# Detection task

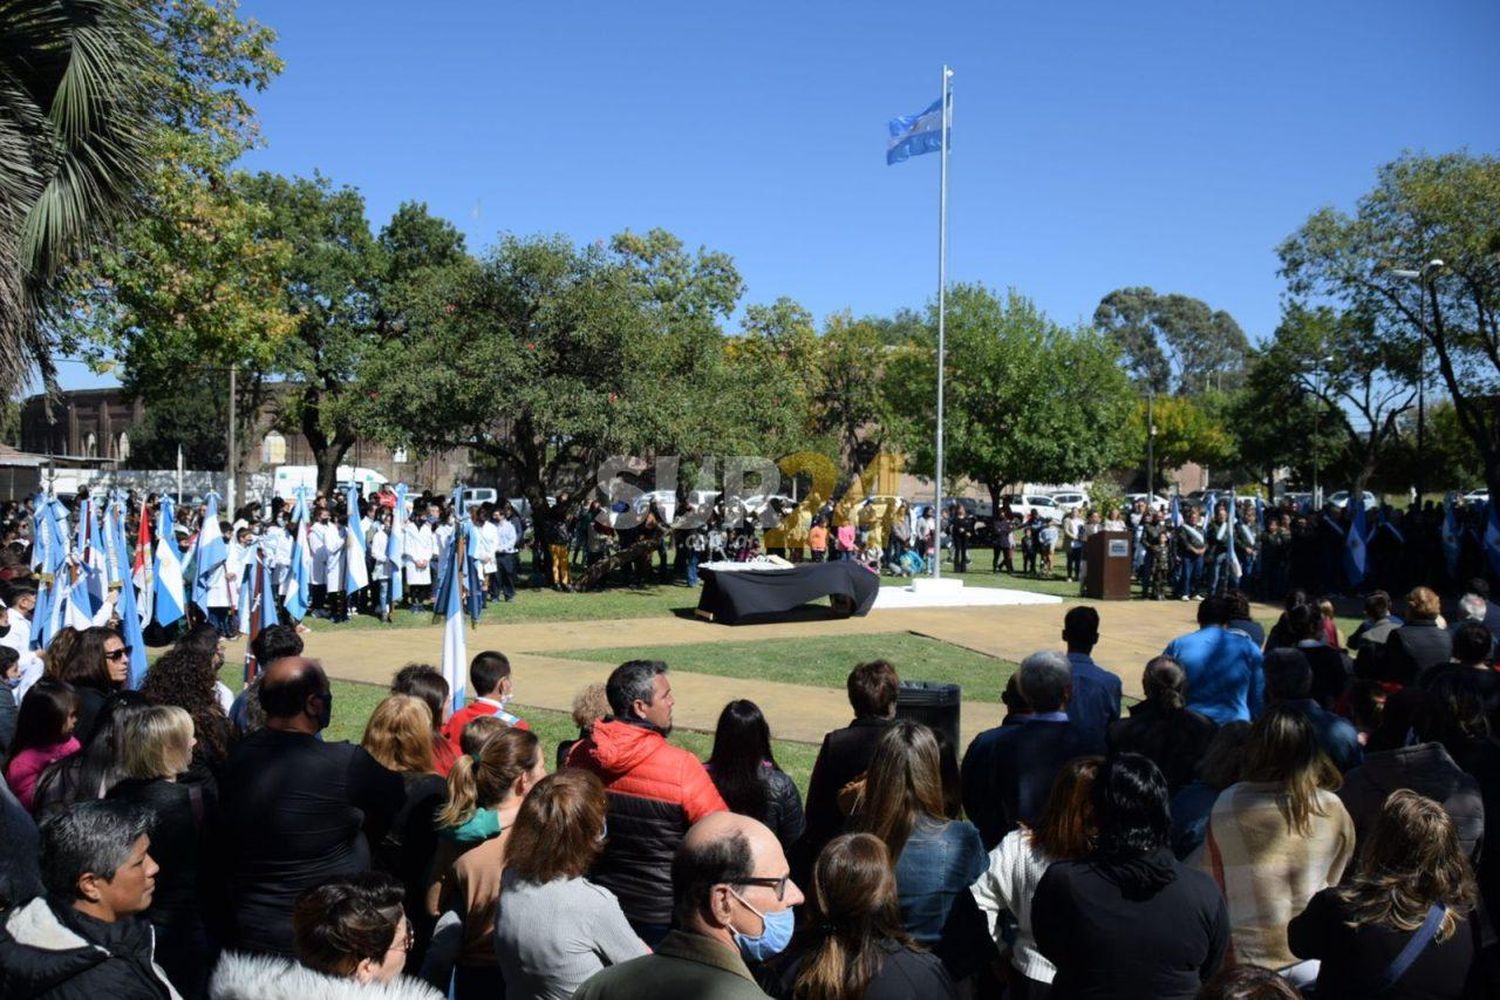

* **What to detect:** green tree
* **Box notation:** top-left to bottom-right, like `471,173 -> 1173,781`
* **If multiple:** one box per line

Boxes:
1228,351 -> 1341,495
1,0 -> 156,393
813,311 -> 890,479
1126,394 -> 1233,481
1094,287 -> 1251,396
1279,152 -> 1500,495
122,372 -> 227,468
885,284 -> 1136,512
365,230 -> 750,538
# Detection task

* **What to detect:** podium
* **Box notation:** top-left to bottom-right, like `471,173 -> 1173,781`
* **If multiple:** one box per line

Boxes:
1083,531 -> 1133,600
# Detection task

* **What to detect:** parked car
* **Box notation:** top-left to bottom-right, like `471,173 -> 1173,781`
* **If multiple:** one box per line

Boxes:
630,489 -> 678,524
1461,488 -> 1490,506
1329,490 -> 1378,511
1050,491 -> 1090,512
999,493 -> 1062,521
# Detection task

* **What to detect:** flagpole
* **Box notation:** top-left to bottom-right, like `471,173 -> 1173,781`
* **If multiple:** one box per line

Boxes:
932,64 -> 952,580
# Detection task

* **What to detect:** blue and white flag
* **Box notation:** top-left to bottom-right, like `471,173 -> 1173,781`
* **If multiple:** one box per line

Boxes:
1226,494 -> 1242,580
1345,491 -> 1370,588
189,493 -> 228,615
60,561 -> 94,632
887,96 -> 949,165
344,483 -> 369,594
1169,493 -> 1182,528
108,498 -> 149,689
386,485 -> 408,607
434,489 -> 468,713
1485,501 -> 1500,579
154,497 -> 186,628
282,489 -> 312,622
1442,496 -> 1461,579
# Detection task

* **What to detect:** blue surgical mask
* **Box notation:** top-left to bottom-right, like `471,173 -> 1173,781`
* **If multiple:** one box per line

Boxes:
2,676 -> 20,691
730,892 -> 794,961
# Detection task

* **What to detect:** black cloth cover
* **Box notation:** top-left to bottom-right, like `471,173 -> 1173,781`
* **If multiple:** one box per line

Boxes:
696,562 -> 879,624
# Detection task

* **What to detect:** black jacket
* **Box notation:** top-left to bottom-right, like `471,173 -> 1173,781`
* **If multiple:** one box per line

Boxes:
1289,887 -> 1475,999
0,779 -> 40,909
1107,702 -> 1217,794
218,729 -> 403,956
1032,852 -> 1229,999
1386,620 -> 1454,684
764,937 -> 957,999
796,716 -> 894,878
707,765 -> 805,852
0,896 -> 177,999
961,718 -> 1107,851
105,779 -> 213,933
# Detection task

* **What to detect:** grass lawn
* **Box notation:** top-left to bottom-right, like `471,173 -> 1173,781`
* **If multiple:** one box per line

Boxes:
540,632 -> 1013,702
217,666 -> 821,794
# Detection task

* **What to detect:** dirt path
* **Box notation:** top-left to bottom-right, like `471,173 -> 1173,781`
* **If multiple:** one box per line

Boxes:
263,598 -> 1227,746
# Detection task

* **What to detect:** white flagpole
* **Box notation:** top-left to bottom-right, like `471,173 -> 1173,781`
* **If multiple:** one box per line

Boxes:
932,65 -> 952,579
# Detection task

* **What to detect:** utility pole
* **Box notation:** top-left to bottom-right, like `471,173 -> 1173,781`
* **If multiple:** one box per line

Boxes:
1146,390 -> 1156,497
227,365 -> 237,515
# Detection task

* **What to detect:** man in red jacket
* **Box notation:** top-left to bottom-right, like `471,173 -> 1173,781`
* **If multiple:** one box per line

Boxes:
566,659 -> 726,947
442,650 -> 528,756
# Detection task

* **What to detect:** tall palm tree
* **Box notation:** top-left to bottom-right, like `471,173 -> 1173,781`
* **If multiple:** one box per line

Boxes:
0,0 -> 155,394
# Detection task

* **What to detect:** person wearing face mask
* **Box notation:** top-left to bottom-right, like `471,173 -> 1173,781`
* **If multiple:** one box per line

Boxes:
218,657 -> 404,957
441,651 -> 528,757
402,508 -> 437,611
0,586 -> 45,701
574,811 -> 802,1000
0,646 -> 20,754
209,873 -> 442,999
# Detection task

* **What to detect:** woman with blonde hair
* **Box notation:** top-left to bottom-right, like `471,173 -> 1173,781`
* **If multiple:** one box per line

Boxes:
971,756 -> 1103,998
1194,704 -> 1354,982
106,704 -> 215,997
850,720 -> 986,984
1387,586 -> 1453,683
768,833 -> 955,999
421,727 -> 545,998
1290,789 -> 1476,998
363,694 -> 447,968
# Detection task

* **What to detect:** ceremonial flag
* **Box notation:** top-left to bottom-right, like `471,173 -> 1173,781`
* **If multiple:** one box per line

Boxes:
1485,500 -> 1500,579
1442,496 -> 1461,579
1204,492 -> 1218,520
190,492 -> 228,615
1226,494 -> 1242,580
282,488 -> 312,622
344,483 -> 369,594
463,520 -> 485,625
60,562 -> 94,631
887,96 -> 949,165
154,496 -> 186,628
386,485 -> 407,607
31,497 -> 71,650
1345,490 -> 1370,587
243,549 -> 281,683
133,505 -> 154,630
236,540 -> 259,637
1169,493 -> 1182,528
84,500 -> 107,611
109,499 -> 149,689
434,493 -> 468,713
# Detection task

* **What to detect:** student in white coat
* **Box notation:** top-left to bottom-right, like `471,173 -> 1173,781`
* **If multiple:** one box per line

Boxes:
403,513 -> 436,609
368,512 -> 391,622
308,505 -> 331,613
322,516 -> 347,622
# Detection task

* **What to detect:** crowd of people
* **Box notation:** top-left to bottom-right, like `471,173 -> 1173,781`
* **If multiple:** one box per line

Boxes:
0,572 -> 1498,998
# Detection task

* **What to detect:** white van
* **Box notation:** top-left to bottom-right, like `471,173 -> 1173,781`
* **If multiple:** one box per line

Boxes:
273,465 -> 389,500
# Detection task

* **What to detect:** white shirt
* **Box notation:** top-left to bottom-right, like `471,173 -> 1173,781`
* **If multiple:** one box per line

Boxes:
369,526 -> 390,580
403,523 -> 435,585
495,518 -> 519,554
308,521 -> 331,585
971,828 -> 1056,984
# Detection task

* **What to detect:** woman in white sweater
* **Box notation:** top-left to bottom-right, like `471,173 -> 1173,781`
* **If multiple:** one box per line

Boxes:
971,755 -> 1104,999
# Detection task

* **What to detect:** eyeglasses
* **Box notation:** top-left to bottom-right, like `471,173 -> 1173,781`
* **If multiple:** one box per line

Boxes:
105,646 -> 131,661
388,917 -> 414,954
729,874 -> 792,902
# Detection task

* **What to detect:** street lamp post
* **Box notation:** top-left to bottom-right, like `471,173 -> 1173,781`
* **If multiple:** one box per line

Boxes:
1391,260 -> 1445,502
1146,389 -> 1156,498
1309,355 -> 1334,509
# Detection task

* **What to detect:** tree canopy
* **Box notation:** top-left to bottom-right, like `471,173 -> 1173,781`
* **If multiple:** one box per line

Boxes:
1093,286 -> 1250,396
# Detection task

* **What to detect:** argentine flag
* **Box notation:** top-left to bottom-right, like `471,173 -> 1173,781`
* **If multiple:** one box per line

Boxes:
1169,493 -> 1182,529
1344,492 -> 1370,588
887,96 -> 949,165
1225,495 -> 1242,580
344,483 -> 370,594
1442,496 -> 1461,579
154,497 -> 187,628
189,493 -> 229,614
109,499 -> 149,689
433,508 -> 468,714
387,485 -> 408,606
282,490 -> 312,622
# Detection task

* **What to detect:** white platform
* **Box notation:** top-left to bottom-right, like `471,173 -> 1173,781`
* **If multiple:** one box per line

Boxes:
872,577 -> 1064,610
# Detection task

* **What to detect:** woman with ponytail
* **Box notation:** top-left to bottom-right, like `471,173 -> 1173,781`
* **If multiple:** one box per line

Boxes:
421,726 -> 545,998
1107,656 -> 1217,793
768,833 -> 955,1000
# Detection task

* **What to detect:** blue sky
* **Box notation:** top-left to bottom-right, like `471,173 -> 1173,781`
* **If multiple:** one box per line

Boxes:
58,0 -> 1500,388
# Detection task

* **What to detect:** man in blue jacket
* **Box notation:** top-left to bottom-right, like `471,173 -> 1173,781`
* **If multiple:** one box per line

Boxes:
1061,606 -> 1123,744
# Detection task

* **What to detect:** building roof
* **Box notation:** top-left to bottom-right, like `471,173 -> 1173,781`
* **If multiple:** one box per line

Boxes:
0,443 -> 48,468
